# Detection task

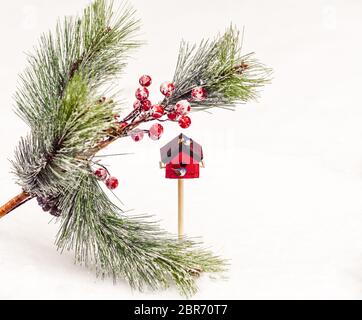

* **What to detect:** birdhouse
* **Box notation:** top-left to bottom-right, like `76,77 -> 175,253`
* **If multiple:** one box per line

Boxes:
160,133 -> 205,238
160,133 -> 204,179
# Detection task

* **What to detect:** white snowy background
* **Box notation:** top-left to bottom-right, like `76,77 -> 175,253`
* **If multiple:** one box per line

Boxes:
1,0 -> 362,300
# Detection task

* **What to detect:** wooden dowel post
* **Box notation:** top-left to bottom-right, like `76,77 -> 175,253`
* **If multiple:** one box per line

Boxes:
178,179 -> 184,239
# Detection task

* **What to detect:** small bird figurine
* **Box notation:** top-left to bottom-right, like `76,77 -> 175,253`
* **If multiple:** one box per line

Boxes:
172,167 -> 187,177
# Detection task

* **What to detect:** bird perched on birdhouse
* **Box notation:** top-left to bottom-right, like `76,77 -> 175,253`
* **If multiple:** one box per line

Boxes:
160,134 -> 205,238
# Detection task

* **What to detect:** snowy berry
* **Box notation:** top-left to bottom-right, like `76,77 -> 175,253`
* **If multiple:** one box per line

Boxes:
167,111 -> 178,121
149,123 -> 164,141
191,87 -> 207,101
106,177 -> 119,190
175,100 -> 191,115
160,81 -> 175,97
139,75 -> 152,87
152,104 -> 165,119
135,87 -> 149,101
142,99 -> 152,112
179,115 -> 192,129
94,168 -> 108,181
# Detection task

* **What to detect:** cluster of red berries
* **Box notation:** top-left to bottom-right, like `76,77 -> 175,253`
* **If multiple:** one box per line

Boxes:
94,168 -> 119,190
113,75 -> 208,143
134,76 -> 171,123
129,75 -> 207,142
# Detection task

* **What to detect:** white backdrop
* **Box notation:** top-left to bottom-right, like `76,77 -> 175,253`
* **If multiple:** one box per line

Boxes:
1,0 -> 362,300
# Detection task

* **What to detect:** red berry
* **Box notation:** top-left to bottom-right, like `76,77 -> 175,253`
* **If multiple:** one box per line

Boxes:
179,115 -> 192,129
175,100 -> 191,115
135,87 -> 149,101
160,81 -> 175,97
191,87 -> 207,101
167,111 -> 178,121
94,168 -> 108,181
142,99 -> 152,111
149,123 -> 164,141
152,104 -> 165,119
139,75 -> 152,87
106,177 -> 119,190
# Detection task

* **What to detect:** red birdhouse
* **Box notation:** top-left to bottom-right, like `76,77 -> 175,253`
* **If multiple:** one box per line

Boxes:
160,134 -> 204,179
160,133 -> 204,238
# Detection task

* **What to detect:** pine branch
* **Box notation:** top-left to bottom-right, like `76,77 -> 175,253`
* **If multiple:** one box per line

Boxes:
57,173 -> 224,296
7,0 -> 230,296
15,0 -> 140,129
162,26 -> 271,111
3,0 -> 272,296
13,0 -> 140,195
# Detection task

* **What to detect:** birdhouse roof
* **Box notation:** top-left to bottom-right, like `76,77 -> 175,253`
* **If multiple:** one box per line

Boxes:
160,133 -> 203,165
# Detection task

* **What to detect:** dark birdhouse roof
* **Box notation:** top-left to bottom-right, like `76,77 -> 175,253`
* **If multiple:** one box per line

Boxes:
160,133 -> 203,165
